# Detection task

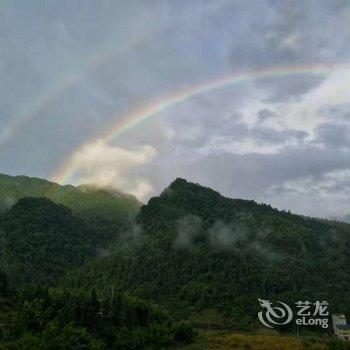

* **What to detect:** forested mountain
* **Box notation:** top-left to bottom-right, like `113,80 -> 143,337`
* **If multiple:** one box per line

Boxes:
0,284 -> 192,349
0,173 -> 141,252
1,176 -> 350,348
65,178 -> 350,329
0,173 -> 140,224
0,178 -> 192,349
0,197 -> 95,287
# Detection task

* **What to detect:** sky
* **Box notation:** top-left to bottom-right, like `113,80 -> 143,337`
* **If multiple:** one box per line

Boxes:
1,0 -> 350,220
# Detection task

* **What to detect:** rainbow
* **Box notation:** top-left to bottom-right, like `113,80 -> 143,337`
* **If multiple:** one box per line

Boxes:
52,62 -> 350,184
0,31 -> 155,149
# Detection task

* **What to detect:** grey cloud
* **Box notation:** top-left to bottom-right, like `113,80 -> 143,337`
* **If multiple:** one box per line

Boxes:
223,122 -> 308,145
1,0 -> 350,220
257,109 -> 279,122
141,144 -> 350,218
340,214 -> 350,223
208,221 -> 248,248
251,126 -> 308,144
320,104 -> 350,121
174,119 -> 308,149
315,122 -> 350,149
261,75 -> 325,103
191,147 -> 350,197
227,0 -> 349,102
175,215 -> 203,248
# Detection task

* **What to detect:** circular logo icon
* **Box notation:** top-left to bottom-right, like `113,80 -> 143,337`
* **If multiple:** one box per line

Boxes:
258,298 -> 293,328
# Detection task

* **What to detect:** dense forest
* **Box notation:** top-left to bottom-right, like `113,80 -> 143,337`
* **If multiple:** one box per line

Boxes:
64,178 -> 350,327
0,173 -> 141,247
0,197 -> 94,287
0,174 -> 350,349
0,175 -> 193,349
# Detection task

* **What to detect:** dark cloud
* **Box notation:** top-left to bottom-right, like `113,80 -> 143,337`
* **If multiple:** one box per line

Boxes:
315,122 -> 350,149
215,122 -> 308,145
142,145 -> 350,218
257,109 -> 279,122
320,104 -> 350,121
261,75 -> 326,103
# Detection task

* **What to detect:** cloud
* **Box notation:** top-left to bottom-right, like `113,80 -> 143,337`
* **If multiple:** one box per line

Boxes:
340,214 -> 350,223
208,220 -> 248,248
278,33 -> 301,52
2,0 -> 350,220
314,122 -> 350,149
270,169 -> 350,197
61,140 -> 158,201
266,168 -> 350,218
257,109 -> 279,123
143,143 -> 350,218
261,75 -> 326,103
175,215 -> 203,248
0,196 -> 16,211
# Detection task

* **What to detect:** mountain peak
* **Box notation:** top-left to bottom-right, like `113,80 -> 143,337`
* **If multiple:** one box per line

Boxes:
0,172 -> 141,222
163,178 -> 222,199
169,177 -> 189,186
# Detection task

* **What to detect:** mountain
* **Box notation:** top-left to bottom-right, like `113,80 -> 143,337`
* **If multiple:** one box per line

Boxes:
0,173 -> 142,248
0,173 -> 141,223
0,197 -> 96,286
64,178 -> 350,329
0,196 -> 193,349
1,177 -> 350,348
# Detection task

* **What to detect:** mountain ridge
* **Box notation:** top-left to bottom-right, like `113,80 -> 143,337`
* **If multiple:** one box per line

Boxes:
0,196 -> 94,286
0,172 -> 141,223
64,177 -> 350,330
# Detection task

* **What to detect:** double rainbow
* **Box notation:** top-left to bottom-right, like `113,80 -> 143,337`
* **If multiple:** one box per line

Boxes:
0,31 -> 156,148
52,62 -> 350,184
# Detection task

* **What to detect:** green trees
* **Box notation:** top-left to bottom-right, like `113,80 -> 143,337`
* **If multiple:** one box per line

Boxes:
0,197 -> 94,287
0,286 -> 179,349
0,173 -> 141,249
0,173 -> 140,221
0,272 -> 7,296
172,322 -> 195,344
1,176 -> 350,347
64,178 -> 350,330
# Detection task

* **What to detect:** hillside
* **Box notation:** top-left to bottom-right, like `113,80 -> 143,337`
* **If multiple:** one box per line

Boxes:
64,178 -> 350,330
0,173 -> 141,223
0,173 -> 142,250
0,198 -> 194,349
0,197 -> 96,286
177,331 -> 330,350
1,177 -> 350,348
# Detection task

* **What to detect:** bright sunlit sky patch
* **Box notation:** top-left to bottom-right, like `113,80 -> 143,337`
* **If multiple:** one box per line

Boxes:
1,0 -> 350,220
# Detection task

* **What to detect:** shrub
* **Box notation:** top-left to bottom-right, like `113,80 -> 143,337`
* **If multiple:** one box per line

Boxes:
172,322 -> 194,344
328,338 -> 346,350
